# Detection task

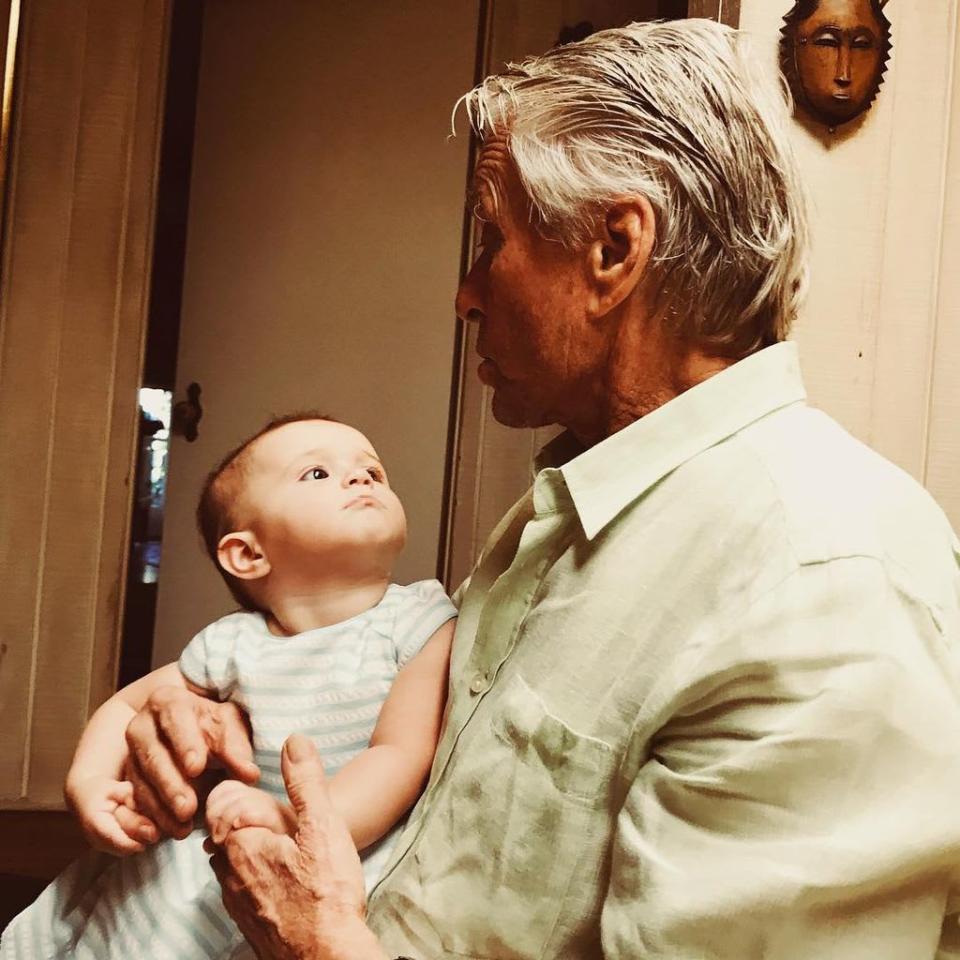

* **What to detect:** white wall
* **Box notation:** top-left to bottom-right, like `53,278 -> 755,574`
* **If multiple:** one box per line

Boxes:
738,0 -> 960,520
152,0 -> 479,665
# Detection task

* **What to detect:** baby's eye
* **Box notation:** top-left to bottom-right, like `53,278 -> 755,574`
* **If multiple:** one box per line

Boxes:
300,467 -> 329,481
366,467 -> 385,482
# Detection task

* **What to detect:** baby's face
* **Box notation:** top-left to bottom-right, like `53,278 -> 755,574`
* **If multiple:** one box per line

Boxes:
241,419 -> 407,576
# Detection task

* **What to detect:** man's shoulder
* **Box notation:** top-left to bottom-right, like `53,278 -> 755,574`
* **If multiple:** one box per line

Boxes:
638,402 -> 956,604
731,404 -> 957,598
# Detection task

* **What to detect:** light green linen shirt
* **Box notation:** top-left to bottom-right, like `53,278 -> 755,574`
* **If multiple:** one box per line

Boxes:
369,341 -> 960,959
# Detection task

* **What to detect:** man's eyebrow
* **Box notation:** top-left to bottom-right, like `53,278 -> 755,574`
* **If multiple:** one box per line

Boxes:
465,183 -> 493,222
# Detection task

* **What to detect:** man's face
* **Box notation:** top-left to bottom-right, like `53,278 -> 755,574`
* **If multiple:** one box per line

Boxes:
795,0 -> 885,124
240,419 -> 407,574
455,137 -> 605,430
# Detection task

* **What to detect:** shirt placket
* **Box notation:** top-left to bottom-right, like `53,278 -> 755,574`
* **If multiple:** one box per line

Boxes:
440,469 -> 570,758
377,472 -> 571,884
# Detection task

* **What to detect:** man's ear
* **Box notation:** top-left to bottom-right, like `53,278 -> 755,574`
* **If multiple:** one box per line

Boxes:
217,531 -> 271,581
586,195 -> 656,317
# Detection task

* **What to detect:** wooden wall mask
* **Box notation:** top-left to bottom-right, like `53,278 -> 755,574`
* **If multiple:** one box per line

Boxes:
780,0 -> 892,130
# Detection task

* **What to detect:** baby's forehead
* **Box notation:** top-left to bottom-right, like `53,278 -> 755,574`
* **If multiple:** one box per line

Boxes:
248,420 -> 376,472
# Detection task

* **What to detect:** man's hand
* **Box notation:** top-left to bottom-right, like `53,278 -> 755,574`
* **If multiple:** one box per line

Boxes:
65,774 -> 160,855
206,734 -> 388,960
206,780 -> 295,844
125,685 -> 260,840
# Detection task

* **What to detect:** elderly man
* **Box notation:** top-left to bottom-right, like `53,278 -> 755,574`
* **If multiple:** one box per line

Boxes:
125,18 -> 960,959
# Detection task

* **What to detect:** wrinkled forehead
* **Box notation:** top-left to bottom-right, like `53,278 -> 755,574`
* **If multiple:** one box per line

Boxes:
469,134 -> 528,222
247,420 -> 377,475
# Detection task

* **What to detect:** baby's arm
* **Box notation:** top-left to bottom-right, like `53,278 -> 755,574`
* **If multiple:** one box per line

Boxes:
65,662 -> 212,855
205,618 -> 455,851
328,617 -> 455,851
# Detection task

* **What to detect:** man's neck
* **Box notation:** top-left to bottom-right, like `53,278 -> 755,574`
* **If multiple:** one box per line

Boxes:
569,308 -> 734,447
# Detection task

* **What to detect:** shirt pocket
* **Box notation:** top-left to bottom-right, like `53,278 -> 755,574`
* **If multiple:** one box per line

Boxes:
490,673 -> 615,805
414,673 -> 616,959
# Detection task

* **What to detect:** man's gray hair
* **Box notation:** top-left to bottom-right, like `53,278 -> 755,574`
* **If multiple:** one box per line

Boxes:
456,19 -> 810,357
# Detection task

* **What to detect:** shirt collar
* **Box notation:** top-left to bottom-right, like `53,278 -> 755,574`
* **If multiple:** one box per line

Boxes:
535,341 -> 807,540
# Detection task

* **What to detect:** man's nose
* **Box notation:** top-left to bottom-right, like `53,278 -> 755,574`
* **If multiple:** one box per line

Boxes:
455,261 -> 485,326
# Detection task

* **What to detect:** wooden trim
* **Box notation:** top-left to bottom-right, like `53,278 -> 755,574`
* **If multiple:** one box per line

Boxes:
924,3 -> 960,528
88,0 -> 171,722
688,0 -> 741,27
0,811 -> 87,879
0,0 -> 19,214
437,0 -> 494,588
0,0 -> 11,83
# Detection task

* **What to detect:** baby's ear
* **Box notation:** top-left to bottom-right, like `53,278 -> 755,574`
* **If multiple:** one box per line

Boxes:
217,531 -> 271,581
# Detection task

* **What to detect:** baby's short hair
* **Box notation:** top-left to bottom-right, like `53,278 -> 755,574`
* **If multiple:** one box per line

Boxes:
196,411 -> 337,611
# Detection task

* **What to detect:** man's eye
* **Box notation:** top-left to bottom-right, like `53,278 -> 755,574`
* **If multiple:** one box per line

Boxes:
475,224 -> 501,256
300,467 -> 329,481
813,34 -> 840,47
852,36 -> 874,49
366,467 -> 384,482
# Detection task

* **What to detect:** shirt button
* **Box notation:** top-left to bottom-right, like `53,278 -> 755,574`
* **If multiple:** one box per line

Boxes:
469,673 -> 487,695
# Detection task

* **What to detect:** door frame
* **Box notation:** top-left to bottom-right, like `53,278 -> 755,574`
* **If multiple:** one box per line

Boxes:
438,0 -> 740,590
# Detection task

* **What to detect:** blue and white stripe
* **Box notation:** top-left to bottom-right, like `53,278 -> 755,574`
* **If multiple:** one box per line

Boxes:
0,579 -> 456,959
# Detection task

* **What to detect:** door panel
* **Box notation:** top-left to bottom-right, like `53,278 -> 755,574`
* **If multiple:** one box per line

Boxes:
0,0 -> 167,808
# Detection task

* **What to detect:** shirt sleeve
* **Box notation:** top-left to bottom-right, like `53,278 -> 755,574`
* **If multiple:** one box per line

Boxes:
602,557 -> 960,959
392,579 -> 458,667
177,613 -> 244,700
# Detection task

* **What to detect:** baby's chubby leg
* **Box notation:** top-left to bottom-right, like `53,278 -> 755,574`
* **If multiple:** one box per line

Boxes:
205,780 -> 297,844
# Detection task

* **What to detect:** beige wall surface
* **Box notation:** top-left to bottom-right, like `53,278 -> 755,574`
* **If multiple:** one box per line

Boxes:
152,0 -> 479,665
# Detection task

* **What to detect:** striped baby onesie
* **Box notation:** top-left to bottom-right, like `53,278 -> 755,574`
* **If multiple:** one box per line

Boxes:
1,580 -> 457,960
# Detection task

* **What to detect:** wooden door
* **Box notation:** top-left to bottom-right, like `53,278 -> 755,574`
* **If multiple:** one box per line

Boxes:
0,0 -> 170,892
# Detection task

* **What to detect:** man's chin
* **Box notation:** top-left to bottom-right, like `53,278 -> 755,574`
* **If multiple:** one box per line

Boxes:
490,391 -> 551,430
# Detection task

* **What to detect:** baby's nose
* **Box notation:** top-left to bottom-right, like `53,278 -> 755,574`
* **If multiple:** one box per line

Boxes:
346,469 -> 372,486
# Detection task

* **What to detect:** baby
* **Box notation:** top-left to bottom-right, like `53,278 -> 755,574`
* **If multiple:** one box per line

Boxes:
1,413 -> 457,960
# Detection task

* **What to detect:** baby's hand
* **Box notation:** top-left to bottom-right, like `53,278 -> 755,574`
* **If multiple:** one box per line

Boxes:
65,774 -> 160,856
205,779 -> 295,844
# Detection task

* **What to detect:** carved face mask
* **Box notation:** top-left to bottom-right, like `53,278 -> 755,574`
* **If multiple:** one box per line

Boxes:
782,0 -> 892,128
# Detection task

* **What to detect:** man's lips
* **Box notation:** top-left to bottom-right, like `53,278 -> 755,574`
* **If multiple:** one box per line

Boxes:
477,358 -> 500,386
